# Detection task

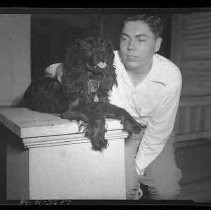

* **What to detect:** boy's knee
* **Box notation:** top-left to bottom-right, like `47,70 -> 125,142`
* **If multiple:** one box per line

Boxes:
148,180 -> 181,200
144,160 -> 182,199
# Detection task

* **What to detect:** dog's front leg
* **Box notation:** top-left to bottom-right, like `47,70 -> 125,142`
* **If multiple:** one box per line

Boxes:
85,116 -> 108,151
93,102 -> 146,134
60,109 -> 89,123
60,106 -> 108,151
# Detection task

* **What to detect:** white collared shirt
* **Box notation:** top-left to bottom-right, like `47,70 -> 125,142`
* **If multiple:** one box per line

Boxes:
109,51 -> 182,175
45,63 -> 63,83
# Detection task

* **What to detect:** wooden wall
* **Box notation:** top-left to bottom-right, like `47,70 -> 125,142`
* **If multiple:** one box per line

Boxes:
174,97 -> 211,143
171,12 -> 211,143
171,12 -> 211,97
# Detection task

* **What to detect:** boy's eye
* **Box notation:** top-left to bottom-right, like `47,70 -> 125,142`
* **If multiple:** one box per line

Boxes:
138,39 -> 145,42
120,36 -> 128,41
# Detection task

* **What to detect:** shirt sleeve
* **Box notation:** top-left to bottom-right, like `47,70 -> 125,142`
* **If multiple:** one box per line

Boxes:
135,74 -> 182,175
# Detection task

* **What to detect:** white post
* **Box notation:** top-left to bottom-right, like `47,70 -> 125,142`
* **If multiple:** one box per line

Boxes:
0,107 -> 127,200
0,14 -> 31,106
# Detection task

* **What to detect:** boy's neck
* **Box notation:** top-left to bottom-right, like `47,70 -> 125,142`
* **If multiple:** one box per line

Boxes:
126,61 -> 152,87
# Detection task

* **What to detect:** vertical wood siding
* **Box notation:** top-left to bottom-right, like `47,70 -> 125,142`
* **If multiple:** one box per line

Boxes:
171,12 -> 211,97
174,97 -> 211,142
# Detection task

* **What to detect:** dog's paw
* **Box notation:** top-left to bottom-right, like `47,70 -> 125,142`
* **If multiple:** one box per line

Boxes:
91,135 -> 108,151
85,121 -> 108,151
85,130 -> 108,151
133,123 -> 142,133
122,119 -> 146,134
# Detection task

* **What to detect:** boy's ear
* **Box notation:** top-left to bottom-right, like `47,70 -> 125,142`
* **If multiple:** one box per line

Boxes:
154,37 -> 162,53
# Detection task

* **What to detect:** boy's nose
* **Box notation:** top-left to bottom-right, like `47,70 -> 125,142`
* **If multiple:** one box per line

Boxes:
128,39 -> 136,50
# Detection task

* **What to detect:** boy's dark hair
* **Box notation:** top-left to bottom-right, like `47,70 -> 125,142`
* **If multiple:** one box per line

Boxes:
22,77 -> 68,114
123,14 -> 163,39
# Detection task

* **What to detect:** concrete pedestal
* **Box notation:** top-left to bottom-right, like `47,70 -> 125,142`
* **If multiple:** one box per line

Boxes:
0,107 -> 127,200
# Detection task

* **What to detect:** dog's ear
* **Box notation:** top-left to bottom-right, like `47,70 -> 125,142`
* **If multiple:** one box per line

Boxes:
104,39 -> 115,65
96,37 -> 116,89
101,71 -> 116,92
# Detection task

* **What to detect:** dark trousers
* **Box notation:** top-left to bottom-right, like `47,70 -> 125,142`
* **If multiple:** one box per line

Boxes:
125,137 -> 182,200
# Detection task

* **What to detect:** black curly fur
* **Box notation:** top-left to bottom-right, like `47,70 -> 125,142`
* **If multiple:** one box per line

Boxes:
22,77 -> 68,114
62,36 -> 117,103
60,36 -> 146,151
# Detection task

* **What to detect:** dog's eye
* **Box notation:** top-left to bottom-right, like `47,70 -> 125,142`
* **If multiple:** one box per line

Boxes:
87,63 -> 96,71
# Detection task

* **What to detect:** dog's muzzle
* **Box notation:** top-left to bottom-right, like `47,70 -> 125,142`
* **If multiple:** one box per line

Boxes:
86,62 -> 107,73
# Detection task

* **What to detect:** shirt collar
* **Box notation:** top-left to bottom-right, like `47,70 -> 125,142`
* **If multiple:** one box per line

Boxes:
143,54 -> 167,87
115,51 -> 167,88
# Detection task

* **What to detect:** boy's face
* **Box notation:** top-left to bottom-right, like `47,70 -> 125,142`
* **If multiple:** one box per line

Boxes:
119,20 -> 162,72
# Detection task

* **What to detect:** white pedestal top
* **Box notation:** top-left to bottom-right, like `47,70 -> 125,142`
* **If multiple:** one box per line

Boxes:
0,107 -> 127,148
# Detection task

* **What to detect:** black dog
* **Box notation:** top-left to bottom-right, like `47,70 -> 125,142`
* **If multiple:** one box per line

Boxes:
60,36 -> 146,151
22,36 -> 146,151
